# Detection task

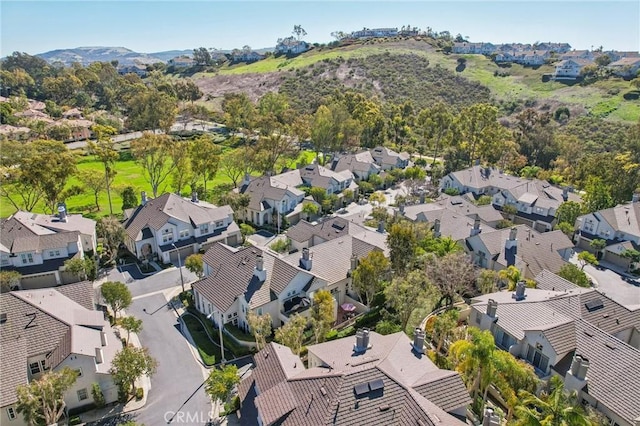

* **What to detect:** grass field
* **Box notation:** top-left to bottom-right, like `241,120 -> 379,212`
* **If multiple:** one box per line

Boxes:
0,148 -> 315,219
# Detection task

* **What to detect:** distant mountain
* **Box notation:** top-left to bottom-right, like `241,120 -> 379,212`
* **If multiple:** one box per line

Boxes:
147,49 -> 194,62
36,46 -> 160,66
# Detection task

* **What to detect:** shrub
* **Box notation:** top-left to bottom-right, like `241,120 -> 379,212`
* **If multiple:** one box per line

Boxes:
239,223 -> 256,237
223,396 -> 240,416
91,383 -> 106,408
69,416 -> 82,426
496,219 -> 514,229
444,188 -> 460,196
325,329 -> 339,341
270,238 -> 291,253
135,387 -> 144,400
476,195 -> 492,206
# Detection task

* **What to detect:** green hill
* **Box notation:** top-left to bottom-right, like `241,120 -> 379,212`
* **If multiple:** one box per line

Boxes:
194,39 -> 639,122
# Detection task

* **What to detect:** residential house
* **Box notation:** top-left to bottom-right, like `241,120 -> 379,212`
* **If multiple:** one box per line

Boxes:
452,42 -> 496,55
0,206 -> 96,289
168,56 -> 196,68
465,225 -> 574,278
286,216 -> 388,254
560,50 -> 595,61
608,57 -> 640,78
230,50 -> 265,63
470,274 -> 640,426
0,282 -> 120,426
0,124 -> 31,141
14,108 -> 53,122
441,165 -> 581,231
117,64 -> 148,77
574,195 -> 640,269
554,58 -> 593,79
350,28 -> 398,39
122,192 -> 240,264
519,50 -> 550,66
272,164 -> 359,203
275,37 -> 310,55
62,108 -> 83,120
369,146 -> 410,170
236,175 -> 306,227
192,230 -> 387,331
238,331 -> 471,425
331,151 -> 381,181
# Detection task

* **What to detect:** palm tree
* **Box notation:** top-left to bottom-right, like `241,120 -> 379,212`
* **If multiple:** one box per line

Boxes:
515,376 -> 592,426
499,265 -> 523,291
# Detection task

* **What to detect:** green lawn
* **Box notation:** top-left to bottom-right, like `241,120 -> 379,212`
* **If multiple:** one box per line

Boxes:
182,315 -> 220,366
1,148 -> 316,219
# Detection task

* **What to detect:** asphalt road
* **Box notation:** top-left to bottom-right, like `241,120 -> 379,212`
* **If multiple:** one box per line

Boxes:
122,266 -> 198,299
128,293 -> 213,426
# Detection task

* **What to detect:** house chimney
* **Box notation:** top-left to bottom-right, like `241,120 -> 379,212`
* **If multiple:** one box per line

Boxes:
570,355 -> 583,376
633,192 -> 640,203
513,281 -> 527,301
141,191 -> 148,206
377,220 -> 385,233
577,357 -> 589,380
419,192 -> 426,204
299,248 -> 312,271
95,347 -> 104,364
191,191 -> 199,203
350,254 -> 358,272
470,216 -> 482,237
433,219 -> 441,238
565,354 -> 589,393
100,331 -> 107,346
484,167 -> 491,178
57,203 -> 67,223
362,328 -> 370,349
482,407 -> 501,426
413,328 -> 425,354
562,187 -> 569,202
486,299 -> 498,318
254,255 -> 266,281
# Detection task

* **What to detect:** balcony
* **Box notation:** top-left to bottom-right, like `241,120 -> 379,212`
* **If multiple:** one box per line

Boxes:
281,296 -> 311,317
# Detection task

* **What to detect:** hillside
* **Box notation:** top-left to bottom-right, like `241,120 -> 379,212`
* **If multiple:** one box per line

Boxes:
194,39 -> 640,122
35,46 -> 164,66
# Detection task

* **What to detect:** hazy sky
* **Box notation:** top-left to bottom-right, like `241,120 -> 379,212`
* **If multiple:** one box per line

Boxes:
1,1 -> 638,56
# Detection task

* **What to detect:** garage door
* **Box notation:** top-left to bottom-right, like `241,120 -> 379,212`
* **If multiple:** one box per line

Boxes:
21,273 -> 57,289
169,245 -> 195,263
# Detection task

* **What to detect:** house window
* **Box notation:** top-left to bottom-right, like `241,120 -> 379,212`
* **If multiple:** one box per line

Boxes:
200,224 -> 209,234
526,345 -> 549,372
49,250 -> 61,257
74,368 -> 82,377
215,221 -> 224,228
6,407 -> 16,420
29,362 -> 41,375
257,308 -> 263,315
77,388 -> 88,401
179,230 -> 189,239
40,360 -> 49,371
475,313 -> 481,324
21,253 -> 34,265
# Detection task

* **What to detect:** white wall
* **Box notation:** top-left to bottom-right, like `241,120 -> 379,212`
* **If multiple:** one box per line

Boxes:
58,354 -> 118,411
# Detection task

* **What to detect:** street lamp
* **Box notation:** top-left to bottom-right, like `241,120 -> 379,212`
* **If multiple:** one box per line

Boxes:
171,243 -> 186,294
207,312 -> 226,364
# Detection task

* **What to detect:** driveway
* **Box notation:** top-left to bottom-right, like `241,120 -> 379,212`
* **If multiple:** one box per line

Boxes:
125,266 -> 198,299
570,252 -> 640,310
127,292 -> 213,426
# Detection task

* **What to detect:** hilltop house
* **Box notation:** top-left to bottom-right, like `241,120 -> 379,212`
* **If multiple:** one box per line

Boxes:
0,124 -> 32,141
168,56 -> 196,68
238,331 -> 471,425
574,195 -> 640,270
350,28 -> 398,39
331,151 -> 381,181
470,273 -> 640,426
0,282 -> 120,426
192,230 -> 387,331
465,225 -> 574,279
441,165 -> 581,232
117,64 -> 148,77
553,58 -> 593,79
275,37 -> 310,55
122,192 -> 240,264
0,206 -> 97,289
452,42 -> 496,55
608,57 -> 640,78
230,50 -> 265,63
369,146 -> 410,170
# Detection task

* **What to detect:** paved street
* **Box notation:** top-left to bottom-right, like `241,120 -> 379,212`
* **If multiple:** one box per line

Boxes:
128,292 -> 213,426
110,265 -> 198,299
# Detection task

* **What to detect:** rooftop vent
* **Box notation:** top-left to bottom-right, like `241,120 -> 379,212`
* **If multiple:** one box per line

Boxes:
379,405 -> 390,412
585,299 -> 604,312
0,313 -> 6,324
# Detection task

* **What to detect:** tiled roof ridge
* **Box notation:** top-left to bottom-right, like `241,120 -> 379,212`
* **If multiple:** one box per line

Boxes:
577,317 -> 640,354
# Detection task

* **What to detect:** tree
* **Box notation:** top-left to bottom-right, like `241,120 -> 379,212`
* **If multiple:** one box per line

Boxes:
448,327 -> 496,404
498,265 -> 525,291
369,192 -> 386,206
425,251 -> 476,308
476,269 -> 500,294
254,133 -> 297,174
185,253 -> 204,278
79,170 -> 106,211
247,311 -> 272,351
126,89 -> 178,134
205,364 -> 240,410
515,375 -> 591,426
301,201 -> 319,219
0,141 -> 44,212
432,309 -> 458,353
387,222 -> 418,274
193,47 -> 212,66
222,93 -> 255,132
0,270 -> 21,293
311,289 -> 334,343
582,176 -> 614,213
274,313 -> 307,355
119,315 -> 143,344
456,103 -> 508,166
97,216 -> 125,264
621,249 -> 640,271
555,201 -> 583,227
131,133 -> 178,197
375,320 -> 402,335
16,367 -> 78,426
351,250 -> 390,305
190,135 -> 222,196
88,125 -> 119,214
121,186 -> 138,210
384,270 -> 427,330
110,346 -> 157,398
557,263 -> 592,288
101,281 -> 132,320
589,238 -> 606,259
220,144 -> 256,187
292,24 -> 307,41
577,251 -> 598,270
171,140 -> 192,195
64,257 -> 91,281
416,103 -> 454,168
